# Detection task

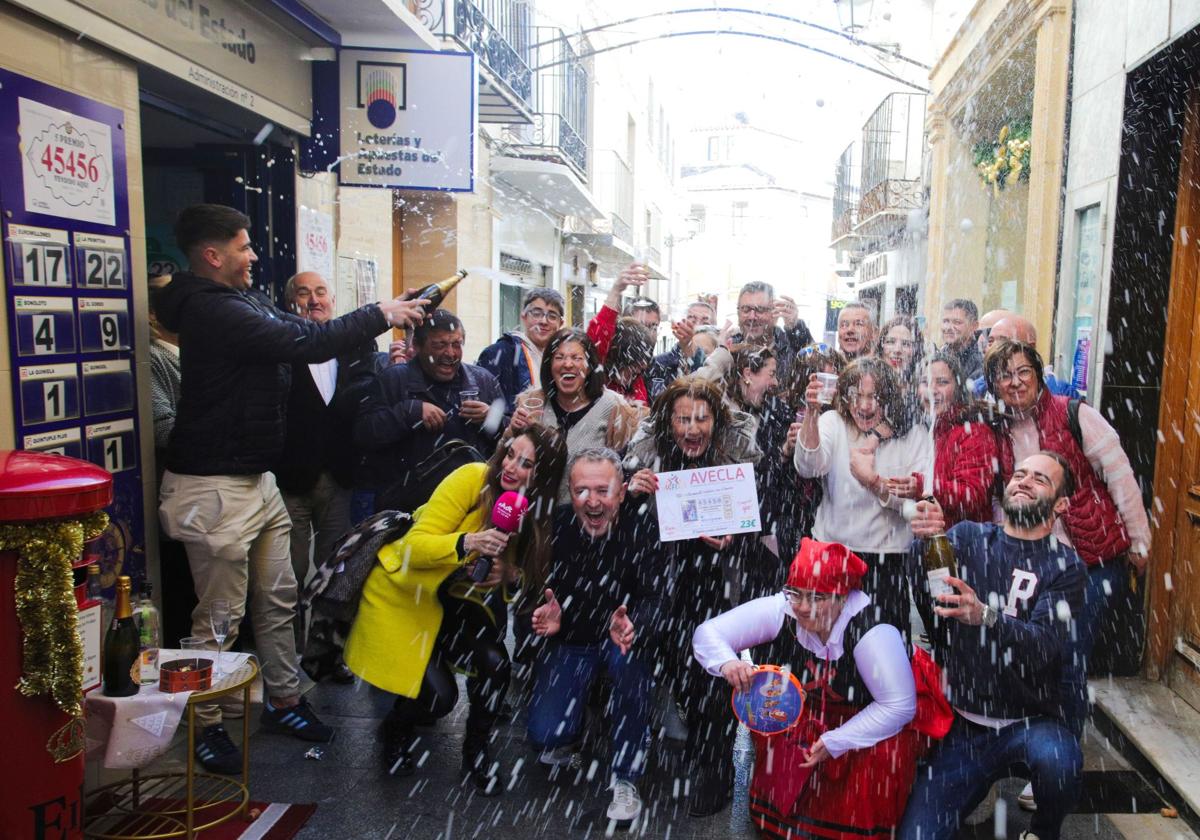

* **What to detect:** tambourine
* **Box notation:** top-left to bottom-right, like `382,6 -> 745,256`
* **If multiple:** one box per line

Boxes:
730,664 -> 806,735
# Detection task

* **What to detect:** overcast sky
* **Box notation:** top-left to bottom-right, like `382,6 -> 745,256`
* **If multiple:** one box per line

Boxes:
539,0 -> 941,194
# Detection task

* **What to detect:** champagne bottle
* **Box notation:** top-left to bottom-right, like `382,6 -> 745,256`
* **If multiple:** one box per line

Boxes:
136,582 -> 161,685
102,576 -> 140,697
413,270 -> 467,312
924,530 -> 958,601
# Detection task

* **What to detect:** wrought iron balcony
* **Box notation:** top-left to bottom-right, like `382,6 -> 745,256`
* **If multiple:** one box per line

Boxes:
499,27 -> 589,177
858,178 -> 922,220
857,92 -> 925,227
409,0 -> 534,123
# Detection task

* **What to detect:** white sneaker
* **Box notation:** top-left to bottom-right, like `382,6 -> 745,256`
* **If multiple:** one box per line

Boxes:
1019,831 -> 1040,840
607,779 -> 642,822
538,745 -> 576,767
1018,782 -> 1037,811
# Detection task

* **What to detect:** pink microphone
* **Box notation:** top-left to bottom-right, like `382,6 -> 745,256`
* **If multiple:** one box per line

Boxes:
470,491 -> 529,582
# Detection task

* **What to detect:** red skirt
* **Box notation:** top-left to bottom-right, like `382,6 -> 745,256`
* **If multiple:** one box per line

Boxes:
749,700 -> 920,840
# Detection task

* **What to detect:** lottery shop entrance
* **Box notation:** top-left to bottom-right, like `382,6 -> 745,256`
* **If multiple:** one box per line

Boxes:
138,66 -> 297,304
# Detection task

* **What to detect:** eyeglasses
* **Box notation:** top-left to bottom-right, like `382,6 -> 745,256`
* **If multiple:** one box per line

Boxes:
523,307 -> 563,323
798,343 -> 832,356
996,366 -> 1037,384
738,305 -> 771,316
784,589 -> 832,605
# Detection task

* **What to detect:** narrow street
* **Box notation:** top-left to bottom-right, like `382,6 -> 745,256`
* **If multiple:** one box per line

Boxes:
124,670 -> 1197,840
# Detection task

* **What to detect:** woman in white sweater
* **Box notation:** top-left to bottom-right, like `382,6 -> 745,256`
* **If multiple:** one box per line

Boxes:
693,538 -> 918,838
793,356 -> 930,637
510,329 -> 641,503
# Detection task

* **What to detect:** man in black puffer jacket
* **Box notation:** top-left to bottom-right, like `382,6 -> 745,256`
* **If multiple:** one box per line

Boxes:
155,204 -> 427,775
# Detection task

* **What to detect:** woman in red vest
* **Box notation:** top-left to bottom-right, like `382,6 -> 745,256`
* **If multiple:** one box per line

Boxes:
917,351 -> 998,526
983,339 -> 1150,738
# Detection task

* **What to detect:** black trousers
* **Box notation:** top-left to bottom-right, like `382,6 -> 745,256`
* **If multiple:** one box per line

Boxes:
390,578 -> 511,745
859,550 -> 913,644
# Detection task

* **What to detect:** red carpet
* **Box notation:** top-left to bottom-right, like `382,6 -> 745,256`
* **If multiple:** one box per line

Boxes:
188,801 -> 316,839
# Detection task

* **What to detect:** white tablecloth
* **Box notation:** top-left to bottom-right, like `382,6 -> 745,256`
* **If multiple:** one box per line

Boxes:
84,651 -> 256,769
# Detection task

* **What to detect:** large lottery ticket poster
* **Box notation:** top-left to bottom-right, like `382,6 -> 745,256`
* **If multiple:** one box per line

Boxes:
0,68 -> 145,593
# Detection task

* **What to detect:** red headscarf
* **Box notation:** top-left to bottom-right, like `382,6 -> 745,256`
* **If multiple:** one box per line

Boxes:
785,538 -> 868,596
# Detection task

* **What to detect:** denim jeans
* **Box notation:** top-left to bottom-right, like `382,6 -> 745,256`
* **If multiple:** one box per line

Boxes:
898,717 -> 1082,840
1062,559 -> 1129,737
526,640 -> 652,782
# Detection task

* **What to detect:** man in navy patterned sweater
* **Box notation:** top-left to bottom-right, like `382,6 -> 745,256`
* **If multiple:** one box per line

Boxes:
899,451 -> 1087,840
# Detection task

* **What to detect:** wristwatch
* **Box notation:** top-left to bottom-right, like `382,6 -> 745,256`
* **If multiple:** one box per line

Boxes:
980,603 -> 1000,628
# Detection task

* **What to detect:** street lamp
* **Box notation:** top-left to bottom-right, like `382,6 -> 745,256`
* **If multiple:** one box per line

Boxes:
834,0 -> 875,33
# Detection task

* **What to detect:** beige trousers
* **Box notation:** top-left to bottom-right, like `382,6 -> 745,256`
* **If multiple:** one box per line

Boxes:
159,470 -> 299,727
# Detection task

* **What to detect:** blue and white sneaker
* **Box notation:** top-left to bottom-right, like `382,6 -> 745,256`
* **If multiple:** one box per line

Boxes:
195,725 -> 242,775
259,696 -> 334,743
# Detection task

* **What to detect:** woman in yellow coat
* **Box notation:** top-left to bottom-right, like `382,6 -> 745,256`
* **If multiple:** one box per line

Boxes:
345,424 -> 566,793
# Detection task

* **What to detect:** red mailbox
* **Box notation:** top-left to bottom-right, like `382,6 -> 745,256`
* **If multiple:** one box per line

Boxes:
0,451 -> 111,840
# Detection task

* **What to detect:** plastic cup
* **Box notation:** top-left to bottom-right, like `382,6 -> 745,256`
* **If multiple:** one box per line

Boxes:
460,388 -> 480,403
815,373 -> 838,405
171,635 -> 204,668
520,396 -> 544,423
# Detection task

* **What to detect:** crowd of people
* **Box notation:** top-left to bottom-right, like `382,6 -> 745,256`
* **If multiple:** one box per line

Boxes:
149,203 -> 1151,837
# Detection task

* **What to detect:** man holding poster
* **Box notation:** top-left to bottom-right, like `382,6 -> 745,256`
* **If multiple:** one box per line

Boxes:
625,377 -> 762,817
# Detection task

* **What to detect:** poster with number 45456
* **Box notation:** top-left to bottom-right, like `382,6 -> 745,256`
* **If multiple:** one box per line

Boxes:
19,96 -> 115,226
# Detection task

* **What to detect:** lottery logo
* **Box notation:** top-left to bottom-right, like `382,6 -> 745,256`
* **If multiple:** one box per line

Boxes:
357,62 -> 407,129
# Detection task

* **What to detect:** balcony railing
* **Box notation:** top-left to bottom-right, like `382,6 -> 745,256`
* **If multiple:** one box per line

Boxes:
500,27 -> 589,177
410,0 -> 533,117
858,178 -> 923,221
859,93 -> 925,200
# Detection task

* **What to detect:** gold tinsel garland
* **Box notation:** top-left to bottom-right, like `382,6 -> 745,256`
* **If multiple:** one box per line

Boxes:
2,512 -> 109,718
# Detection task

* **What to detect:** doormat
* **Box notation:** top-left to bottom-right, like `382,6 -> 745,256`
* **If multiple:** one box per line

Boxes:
88,799 -> 316,839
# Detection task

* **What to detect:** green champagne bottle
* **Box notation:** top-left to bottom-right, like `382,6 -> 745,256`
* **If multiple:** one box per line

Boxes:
102,576 -> 140,697
413,270 -> 467,312
924,531 -> 958,601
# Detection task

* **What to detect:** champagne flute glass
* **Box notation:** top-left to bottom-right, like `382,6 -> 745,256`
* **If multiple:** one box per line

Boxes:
210,599 -> 231,677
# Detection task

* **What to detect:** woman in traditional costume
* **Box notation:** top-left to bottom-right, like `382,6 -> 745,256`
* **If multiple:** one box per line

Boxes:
693,538 -> 921,840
